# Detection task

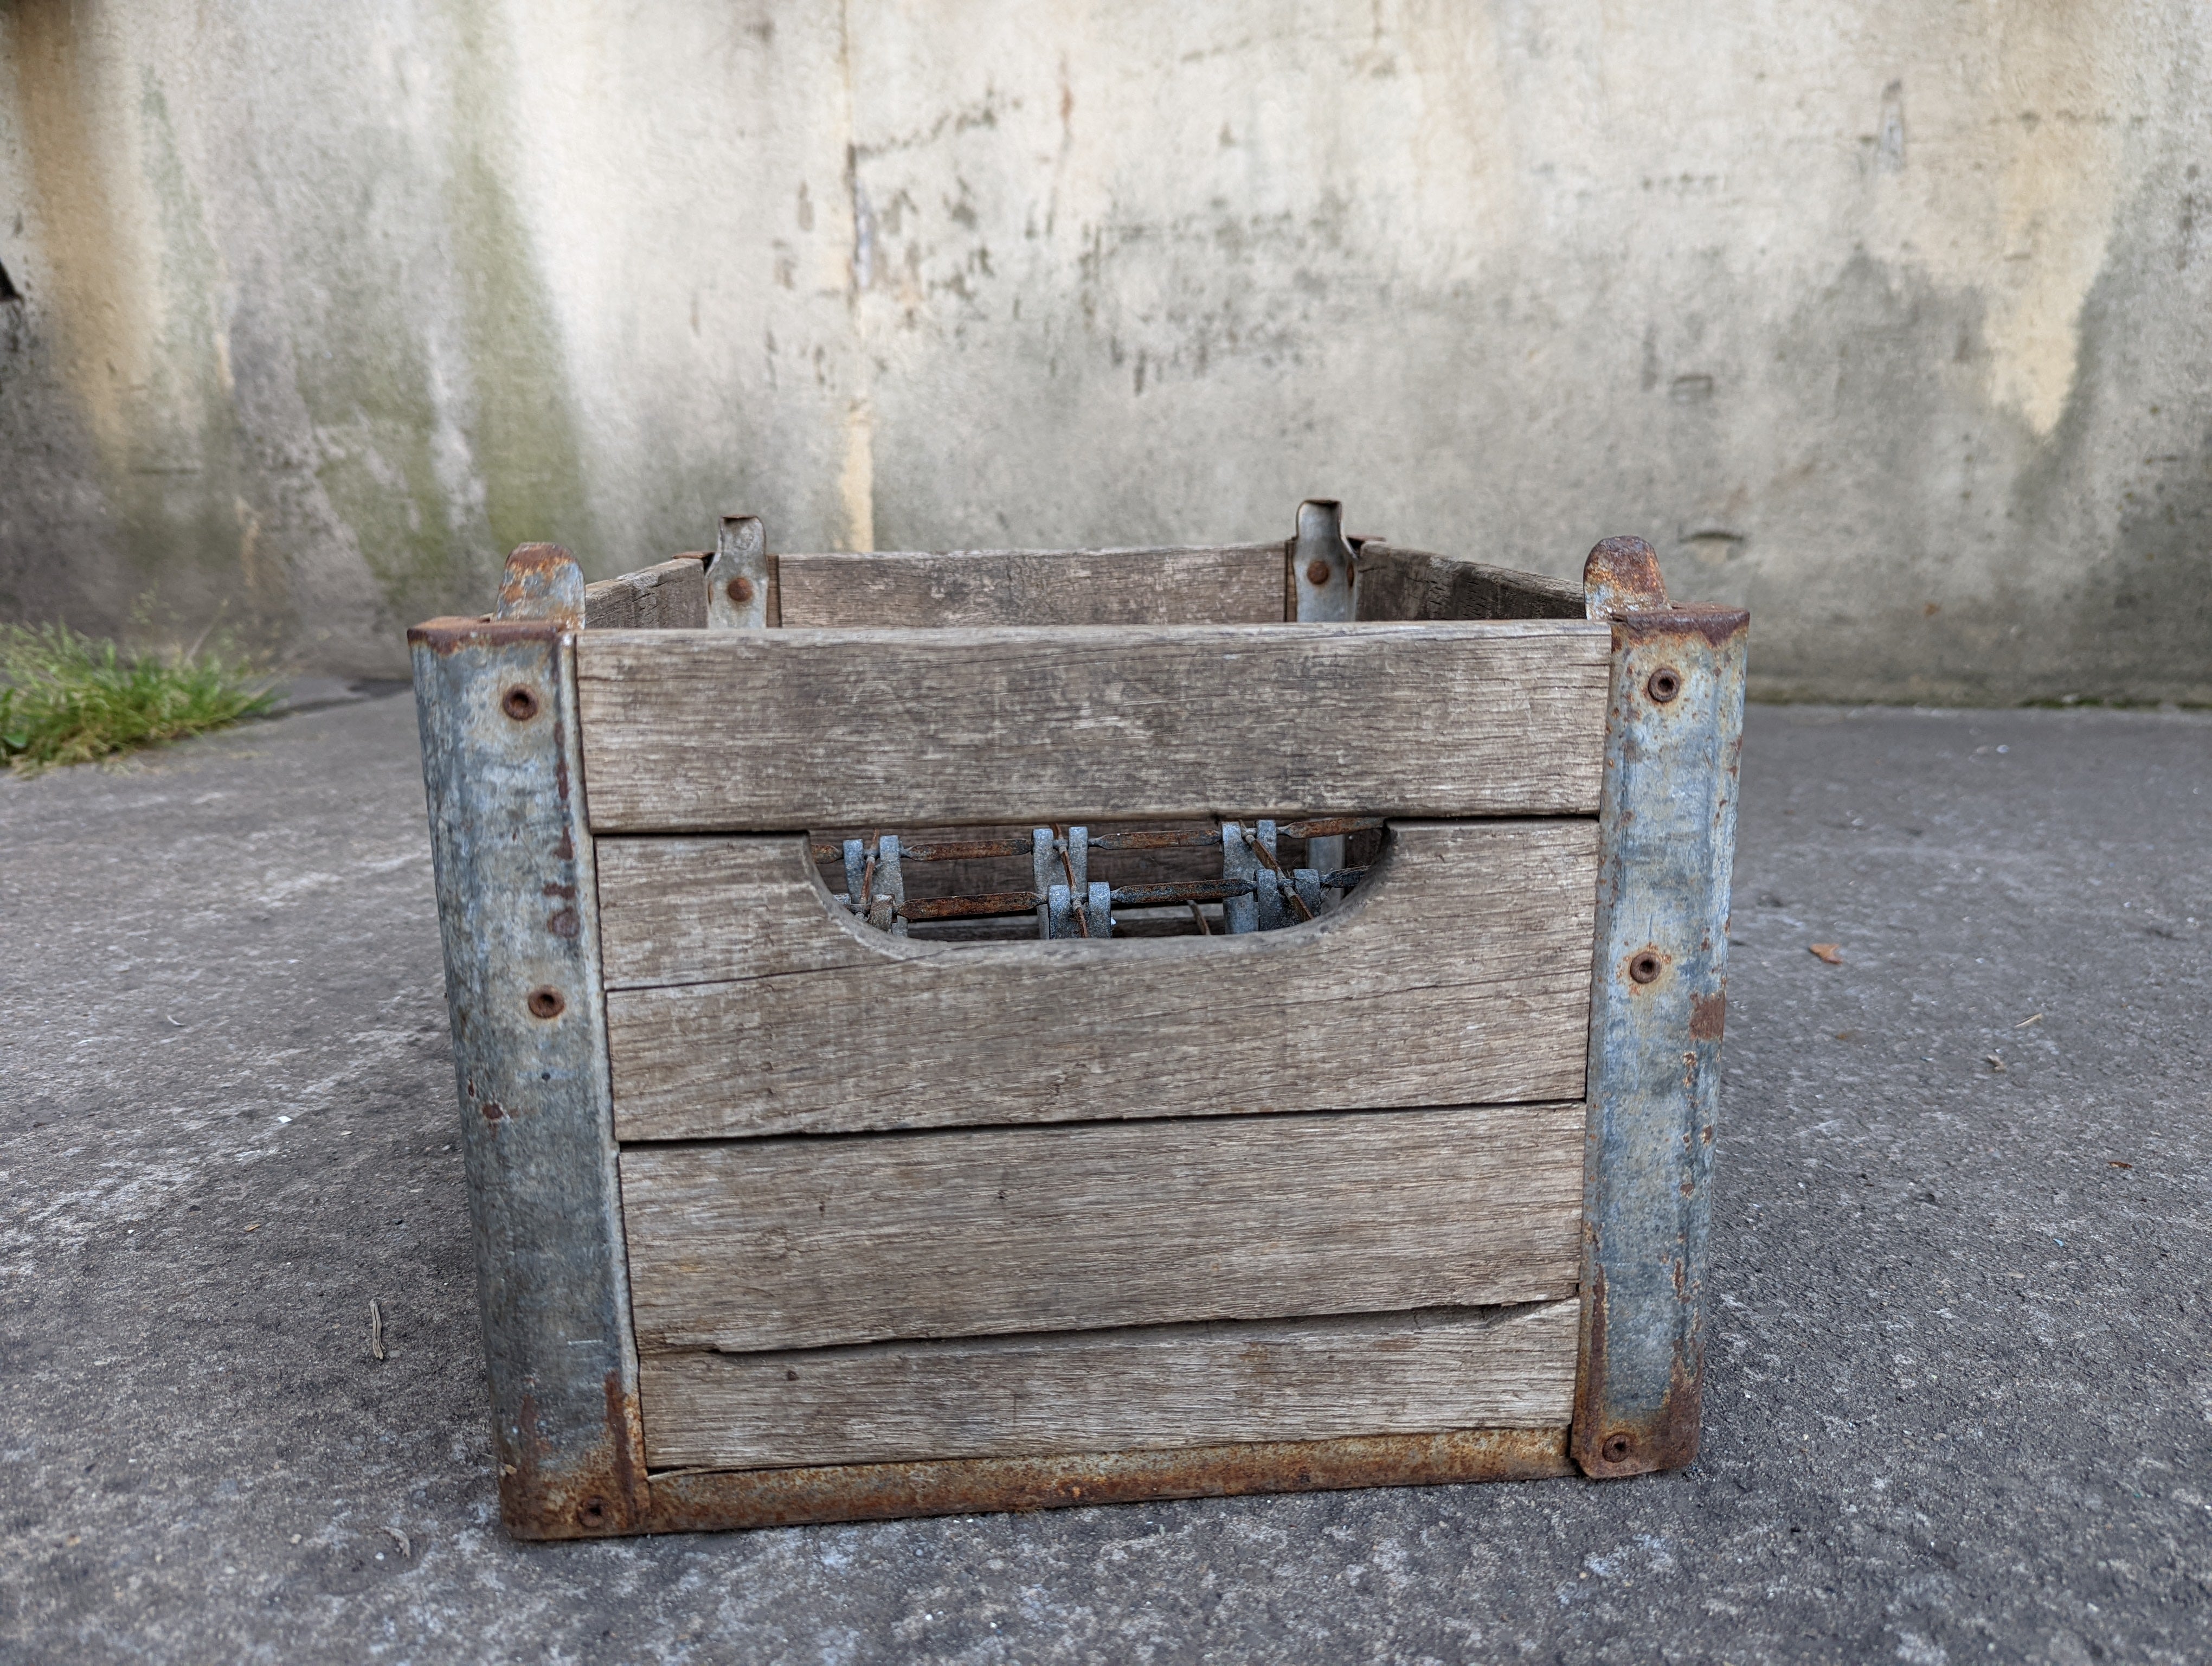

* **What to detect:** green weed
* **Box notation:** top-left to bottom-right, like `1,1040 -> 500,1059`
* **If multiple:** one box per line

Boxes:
0,622 -> 277,774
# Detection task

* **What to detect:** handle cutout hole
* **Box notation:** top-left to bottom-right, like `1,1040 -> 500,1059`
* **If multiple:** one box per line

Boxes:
809,817 -> 1388,943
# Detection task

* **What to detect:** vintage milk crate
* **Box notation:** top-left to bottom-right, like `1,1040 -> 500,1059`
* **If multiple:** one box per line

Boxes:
409,501 -> 1747,1539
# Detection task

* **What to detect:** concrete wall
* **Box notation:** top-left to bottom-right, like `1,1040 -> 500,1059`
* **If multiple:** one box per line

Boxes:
2,1 -> 2207,701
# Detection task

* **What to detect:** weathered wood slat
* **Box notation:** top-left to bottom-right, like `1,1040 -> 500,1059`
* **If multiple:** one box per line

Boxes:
573,620 -> 1610,832
1356,544 -> 1586,623
776,544 -> 1290,627
621,1101 -> 1585,1354
638,1301 -> 1579,1471
582,556 -> 708,629
602,819 -> 1598,1137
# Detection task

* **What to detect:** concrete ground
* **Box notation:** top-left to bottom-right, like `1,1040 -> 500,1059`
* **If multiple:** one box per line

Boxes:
1,693 -> 2206,1665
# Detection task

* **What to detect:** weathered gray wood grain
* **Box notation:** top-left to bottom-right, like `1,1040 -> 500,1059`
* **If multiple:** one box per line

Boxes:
602,820 -> 1598,1136
637,1301 -> 1579,1470
573,620 -> 1611,831
596,835 -> 882,989
1356,544 -> 1586,623
582,557 -> 709,630
776,544 -> 1290,627
621,1101 -> 1584,1353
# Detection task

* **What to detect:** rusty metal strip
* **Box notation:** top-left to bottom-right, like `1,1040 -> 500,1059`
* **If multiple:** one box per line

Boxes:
638,1426 -> 1571,1536
1220,822 -> 1258,933
707,515 -> 771,629
1292,498 -> 1355,623
1572,536 -> 1748,1479
1295,504 -> 1355,907
497,542 -> 585,624
410,553 -> 648,1540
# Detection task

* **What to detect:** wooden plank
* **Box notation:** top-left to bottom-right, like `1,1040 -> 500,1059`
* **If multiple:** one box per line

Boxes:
638,1301 -> 1579,1471
1356,544 -> 1586,623
776,543 -> 1289,627
602,819 -> 1599,1137
582,556 -> 708,630
621,1101 -> 1584,1353
574,620 -> 1611,831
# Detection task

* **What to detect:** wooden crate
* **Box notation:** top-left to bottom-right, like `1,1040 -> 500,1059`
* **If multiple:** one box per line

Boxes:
408,501 -> 1747,1539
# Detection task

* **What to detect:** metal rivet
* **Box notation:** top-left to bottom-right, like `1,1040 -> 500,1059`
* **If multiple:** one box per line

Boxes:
526,986 -> 565,1020
1629,950 -> 1664,984
1646,667 -> 1682,703
726,575 -> 755,605
1601,1431 -> 1634,1463
1304,559 -> 1333,586
500,685 -> 540,722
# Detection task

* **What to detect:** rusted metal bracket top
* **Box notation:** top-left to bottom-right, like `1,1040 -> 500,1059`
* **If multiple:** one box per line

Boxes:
1293,499 -> 1356,622
410,544 -> 647,1539
1573,535 -> 1748,1479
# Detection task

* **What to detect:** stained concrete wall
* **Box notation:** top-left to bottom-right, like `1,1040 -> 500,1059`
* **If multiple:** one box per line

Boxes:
2,2 -> 2207,700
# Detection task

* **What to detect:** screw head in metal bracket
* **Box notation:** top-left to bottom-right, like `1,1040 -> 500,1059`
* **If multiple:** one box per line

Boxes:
1304,559 -> 1333,586
1628,949 -> 1665,985
526,986 -> 566,1019
726,575 -> 755,605
1600,1431 -> 1635,1464
1645,667 -> 1683,703
500,685 -> 541,722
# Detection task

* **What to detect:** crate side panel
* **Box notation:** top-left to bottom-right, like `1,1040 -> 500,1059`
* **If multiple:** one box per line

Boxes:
1354,544 -> 1588,622
574,621 -> 1610,831
583,557 -> 708,629
603,820 -> 1597,1137
777,544 -> 1290,626
621,1101 -> 1583,1353
638,1301 -> 1578,1471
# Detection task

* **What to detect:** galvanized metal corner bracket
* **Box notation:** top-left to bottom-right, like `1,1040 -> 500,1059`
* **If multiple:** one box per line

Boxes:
1571,536 -> 1748,1479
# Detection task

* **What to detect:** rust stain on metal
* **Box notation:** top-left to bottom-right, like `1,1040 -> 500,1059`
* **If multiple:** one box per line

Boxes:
640,1427 -> 1572,1536
503,1375 -> 653,1540
1630,603 -> 1751,648
1570,1267 -> 1615,1471
1570,1270 -> 1697,1478
497,543 -> 587,625
1689,991 -> 1727,1041
1582,536 -> 1668,618
408,617 -> 565,654
504,1391 -> 543,1519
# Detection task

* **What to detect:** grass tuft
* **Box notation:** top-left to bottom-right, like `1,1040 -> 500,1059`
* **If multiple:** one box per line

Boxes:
0,622 -> 278,774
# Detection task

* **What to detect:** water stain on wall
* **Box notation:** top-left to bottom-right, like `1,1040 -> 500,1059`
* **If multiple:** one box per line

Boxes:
11,7 -> 259,638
